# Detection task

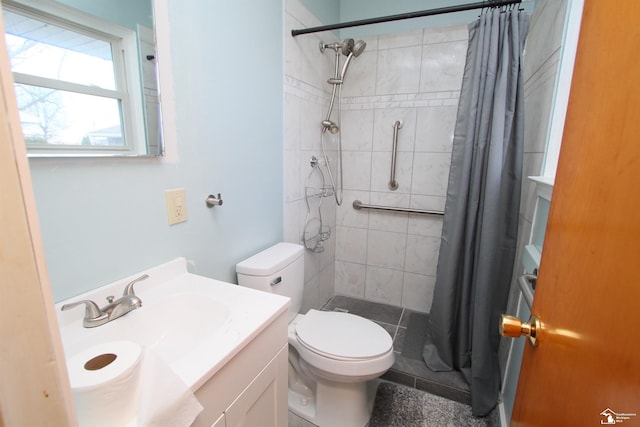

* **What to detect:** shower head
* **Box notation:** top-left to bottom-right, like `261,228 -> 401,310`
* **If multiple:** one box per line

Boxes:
322,119 -> 339,134
341,38 -> 355,56
350,39 -> 367,57
319,39 -> 357,56
339,40 -> 367,81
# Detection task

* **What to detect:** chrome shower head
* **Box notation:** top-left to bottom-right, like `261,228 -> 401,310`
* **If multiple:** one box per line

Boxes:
319,38 -> 357,56
339,40 -> 367,81
351,39 -> 367,57
322,120 -> 339,134
341,38 -> 355,56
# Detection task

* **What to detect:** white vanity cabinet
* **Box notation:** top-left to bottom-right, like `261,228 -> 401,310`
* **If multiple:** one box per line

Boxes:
225,346 -> 287,427
192,311 -> 289,427
55,259 -> 289,427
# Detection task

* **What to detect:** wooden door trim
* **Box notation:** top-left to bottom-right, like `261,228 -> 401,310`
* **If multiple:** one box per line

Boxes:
0,9 -> 76,426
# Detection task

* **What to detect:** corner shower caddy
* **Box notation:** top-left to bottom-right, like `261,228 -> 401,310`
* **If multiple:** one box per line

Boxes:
303,156 -> 333,252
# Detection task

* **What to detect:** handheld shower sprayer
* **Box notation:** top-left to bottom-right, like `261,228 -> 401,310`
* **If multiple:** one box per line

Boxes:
320,39 -> 368,85
339,40 -> 367,81
317,38 -> 367,205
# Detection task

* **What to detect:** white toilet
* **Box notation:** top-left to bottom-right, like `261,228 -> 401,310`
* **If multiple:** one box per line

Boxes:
236,242 -> 395,427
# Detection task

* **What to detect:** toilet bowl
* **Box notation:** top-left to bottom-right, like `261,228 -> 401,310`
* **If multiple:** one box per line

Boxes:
236,243 -> 394,427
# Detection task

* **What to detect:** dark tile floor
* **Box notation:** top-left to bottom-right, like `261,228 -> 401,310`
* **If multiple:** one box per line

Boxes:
321,295 -> 472,406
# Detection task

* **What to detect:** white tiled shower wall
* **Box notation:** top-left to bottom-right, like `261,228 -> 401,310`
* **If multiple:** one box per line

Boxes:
284,0 -> 339,313
284,0 -> 469,313
334,26 -> 468,313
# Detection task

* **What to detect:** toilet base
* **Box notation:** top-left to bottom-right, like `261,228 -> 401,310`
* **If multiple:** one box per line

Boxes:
289,378 -> 379,427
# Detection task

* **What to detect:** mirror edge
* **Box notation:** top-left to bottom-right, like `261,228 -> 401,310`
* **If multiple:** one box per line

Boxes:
151,0 -> 177,162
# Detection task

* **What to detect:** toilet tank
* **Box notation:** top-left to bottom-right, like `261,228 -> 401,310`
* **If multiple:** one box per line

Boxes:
236,243 -> 304,321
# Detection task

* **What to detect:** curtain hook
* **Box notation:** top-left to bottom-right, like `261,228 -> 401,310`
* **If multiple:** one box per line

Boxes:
480,0 -> 494,15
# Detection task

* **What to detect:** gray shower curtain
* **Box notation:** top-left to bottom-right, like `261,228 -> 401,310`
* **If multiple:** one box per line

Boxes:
422,8 -> 529,417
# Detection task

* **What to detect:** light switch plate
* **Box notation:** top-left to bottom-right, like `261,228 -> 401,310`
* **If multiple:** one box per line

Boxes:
165,188 -> 187,225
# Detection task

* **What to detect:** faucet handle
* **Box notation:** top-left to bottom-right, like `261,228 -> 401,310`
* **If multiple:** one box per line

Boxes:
123,274 -> 149,297
61,300 -> 103,319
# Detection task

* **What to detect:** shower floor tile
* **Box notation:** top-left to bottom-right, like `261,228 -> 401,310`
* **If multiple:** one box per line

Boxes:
321,295 -> 471,405
323,295 -> 404,325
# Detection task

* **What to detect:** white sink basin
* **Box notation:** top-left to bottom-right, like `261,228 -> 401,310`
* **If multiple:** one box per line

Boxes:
60,293 -> 230,365
129,293 -> 230,363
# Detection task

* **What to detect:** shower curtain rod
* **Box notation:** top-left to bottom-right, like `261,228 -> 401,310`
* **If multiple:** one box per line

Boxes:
291,0 -> 522,37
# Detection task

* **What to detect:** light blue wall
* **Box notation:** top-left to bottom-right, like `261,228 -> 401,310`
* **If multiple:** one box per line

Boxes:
57,0 -> 153,29
299,0 -> 340,28
340,0 -> 481,37
30,0 -> 284,302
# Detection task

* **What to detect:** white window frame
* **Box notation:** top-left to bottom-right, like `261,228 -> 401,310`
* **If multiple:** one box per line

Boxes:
3,0 -> 146,157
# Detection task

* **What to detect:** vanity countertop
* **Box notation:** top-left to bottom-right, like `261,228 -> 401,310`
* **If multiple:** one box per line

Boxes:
55,257 -> 290,390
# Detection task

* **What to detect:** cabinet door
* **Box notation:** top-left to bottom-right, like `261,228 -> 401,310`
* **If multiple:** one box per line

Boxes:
225,346 -> 287,427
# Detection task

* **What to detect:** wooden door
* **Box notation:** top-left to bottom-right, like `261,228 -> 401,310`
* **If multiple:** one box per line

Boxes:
0,10 -> 76,427
511,1 -> 640,426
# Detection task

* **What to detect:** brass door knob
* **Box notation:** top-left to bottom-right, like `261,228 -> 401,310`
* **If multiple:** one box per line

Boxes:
500,314 -> 541,347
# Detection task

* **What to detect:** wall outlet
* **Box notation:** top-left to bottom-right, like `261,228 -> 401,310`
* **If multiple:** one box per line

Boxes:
165,188 -> 187,225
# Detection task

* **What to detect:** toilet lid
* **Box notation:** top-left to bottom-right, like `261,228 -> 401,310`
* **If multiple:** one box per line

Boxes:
295,309 -> 393,360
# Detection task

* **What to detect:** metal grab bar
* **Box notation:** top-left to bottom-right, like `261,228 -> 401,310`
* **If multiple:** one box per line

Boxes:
353,200 -> 444,216
389,120 -> 402,190
518,274 -> 537,309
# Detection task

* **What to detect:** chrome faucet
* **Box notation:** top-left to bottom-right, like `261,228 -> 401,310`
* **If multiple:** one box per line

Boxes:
61,274 -> 149,328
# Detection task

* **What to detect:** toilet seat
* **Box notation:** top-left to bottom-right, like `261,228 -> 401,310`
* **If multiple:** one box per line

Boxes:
295,309 -> 393,360
289,310 -> 395,379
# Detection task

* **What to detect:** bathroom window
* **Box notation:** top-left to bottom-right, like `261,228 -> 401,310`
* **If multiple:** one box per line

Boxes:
2,1 -> 146,156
